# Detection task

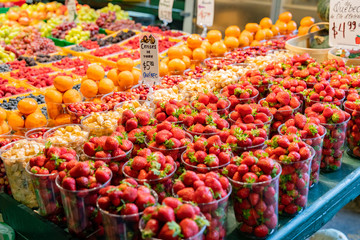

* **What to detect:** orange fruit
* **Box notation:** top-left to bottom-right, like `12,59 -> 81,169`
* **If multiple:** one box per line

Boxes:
287,20 -> 297,33
245,23 -> 260,33
275,21 -> 287,35
54,113 -> 71,126
279,11 -> 292,23
46,102 -> 63,119
0,121 -> 10,134
260,17 -> 273,29
181,45 -> 193,58
81,79 -> 99,98
271,25 -> 280,36
182,56 -> 191,69
225,25 -> 241,38
300,16 -> 315,27
118,71 -> 134,90
187,34 -> 203,49
86,64 -> 105,81
132,69 -> 141,85
168,59 -> 186,75
263,28 -> 274,40
255,29 -> 267,41
238,35 -> 250,47
240,30 -> 254,42
250,40 -> 261,47
224,36 -> 239,49
18,98 -> 38,115
45,89 -> 62,103
211,41 -> 227,57
117,58 -> 134,72
54,76 -> 73,92
310,26 -> 320,33
206,30 -> 222,44
0,107 -> 7,123
98,78 -> 115,94
62,89 -> 82,104
107,68 -> 120,86
25,112 -> 47,129
159,62 -> 169,77
192,47 -> 207,61
168,46 -> 184,60
161,57 -> 170,65
8,111 -> 24,131
201,41 -> 211,53
298,26 -> 310,36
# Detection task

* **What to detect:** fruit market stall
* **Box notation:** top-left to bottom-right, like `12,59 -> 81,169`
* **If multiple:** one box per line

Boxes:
1,0 -> 360,240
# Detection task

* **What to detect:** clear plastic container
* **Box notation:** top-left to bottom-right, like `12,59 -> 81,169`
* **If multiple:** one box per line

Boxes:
101,91 -> 140,110
25,127 -> 51,143
184,123 -> 229,139
220,88 -> 259,112
278,124 -> 327,187
232,142 -> 267,156
228,110 -> 273,136
66,102 -> 109,124
305,96 -> 345,109
0,139 -> 44,208
181,151 -> 232,174
97,189 -> 158,240
81,111 -> 120,137
229,162 -> 281,239
190,99 -> 230,116
253,83 -> 273,99
277,144 -> 315,216
144,132 -> 193,161
56,173 -> 112,238
204,57 -> 235,71
122,161 -> 176,203
320,116 -> 350,172
344,103 -> 360,159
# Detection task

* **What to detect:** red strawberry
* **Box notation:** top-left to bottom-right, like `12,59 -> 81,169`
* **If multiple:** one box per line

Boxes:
95,168 -> 111,183
179,219 -> 199,238
163,197 -> 182,209
254,224 -> 269,238
62,177 -> 76,190
276,91 -> 290,105
69,162 -> 90,178
158,222 -> 181,240
125,118 -> 138,132
194,186 -> 213,203
143,219 -> 159,238
155,130 -> 173,144
157,206 -> 175,222
131,156 -> 147,171
176,204 -> 195,220
177,188 -> 195,201
135,111 -> 150,126
103,137 -> 119,151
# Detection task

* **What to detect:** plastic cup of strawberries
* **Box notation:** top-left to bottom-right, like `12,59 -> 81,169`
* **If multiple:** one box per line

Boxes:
122,149 -> 177,202
181,135 -> 232,173
240,69 -> 274,99
220,83 -> 259,111
223,150 -> 282,239
96,179 -> 158,240
190,92 -> 231,116
305,103 -> 351,172
172,171 -> 232,240
55,160 -> 112,238
265,135 -> 315,216
278,114 -> 327,187
303,81 -> 346,108
101,91 -> 139,110
66,102 -> 109,124
204,57 -> 235,71
344,100 -> 360,159
153,100 -> 192,124
139,197 -> 209,240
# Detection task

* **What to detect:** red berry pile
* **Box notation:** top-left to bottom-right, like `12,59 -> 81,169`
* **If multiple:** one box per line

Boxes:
119,109 -> 153,132
271,77 -> 307,95
10,67 -> 54,79
221,83 -> 259,111
143,26 -> 185,37
107,51 -> 140,62
8,60 -> 27,70
90,45 -> 125,57
67,102 -> 108,124
26,128 -> 49,140
183,66 -> 207,79
154,100 -> 191,123
330,73 -> 360,92
191,92 -> 230,115
79,40 -> 99,50
26,72 -> 74,88
130,84 -> 151,100
0,78 -> 30,98
229,104 -> 272,130
303,81 -> 345,107
240,69 -> 274,98
160,75 -> 187,88
265,135 -> 313,216
52,57 -> 91,70
223,150 -> 280,238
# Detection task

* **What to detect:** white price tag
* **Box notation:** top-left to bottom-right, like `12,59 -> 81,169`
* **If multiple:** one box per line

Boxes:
197,0 -> 214,27
140,34 -> 160,86
67,0 -> 77,22
158,0 -> 174,23
329,0 -> 360,46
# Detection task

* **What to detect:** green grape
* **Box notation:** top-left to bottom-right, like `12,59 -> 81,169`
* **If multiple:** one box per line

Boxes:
97,3 -> 130,20
0,25 -> 20,44
39,17 -> 63,37
78,7 -> 98,23
0,47 -> 15,63
65,26 -> 90,44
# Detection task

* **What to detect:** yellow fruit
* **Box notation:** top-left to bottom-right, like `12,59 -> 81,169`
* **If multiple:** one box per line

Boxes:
298,26 -> 310,36
159,62 -> 169,77
300,16 -> 315,27
54,113 -> 71,126
168,59 -> 186,75
250,40 -> 261,47
187,34 -> 203,49
240,30 -> 254,43
0,107 -> 7,123
132,69 -> 141,85
207,30 -> 222,44
287,20 -> 297,33
168,47 -> 184,60
201,41 -> 211,53
255,29 -> 266,41
80,79 -> 99,98
238,35 -> 250,47
271,25 -> 280,36
181,45 -> 193,58
263,28 -> 274,40
18,98 -> 38,115
310,26 -> 321,33
275,21 -> 287,35
225,25 -> 241,38
279,11 -> 292,23
62,89 -> 82,104
245,23 -> 260,33
86,64 -> 105,81
210,41 -> 227,57
8,111 -> 24,131
118,71 -> 134,90
224,36 -> 240,49
45,89 -> 62,103
25,112 -> 47,129
161,57 -> 170,65
107,69 -> 120,86
182,56 -> 191,69
117,58 -> 134,72
54,76 -> 73,92
98,78 -> 115,94
0,121 -> 10,134
192,47 -> 207,61
260,17 -> 273,29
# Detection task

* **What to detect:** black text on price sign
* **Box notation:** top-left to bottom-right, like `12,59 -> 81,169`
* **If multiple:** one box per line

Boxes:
140,34 -> 159,86
329,0 -> 360,46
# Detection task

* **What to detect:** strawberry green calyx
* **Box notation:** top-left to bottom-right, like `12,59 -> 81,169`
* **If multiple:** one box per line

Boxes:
164,139 -> 175,149
308,124 -> 318,136
167,221 -> 182,238
204,155 -> 216,165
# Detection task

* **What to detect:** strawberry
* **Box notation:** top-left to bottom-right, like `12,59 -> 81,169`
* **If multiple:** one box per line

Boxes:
179,219 -> 199,238
157,205 -> 175,222
177,188 -> 195,201
158,222 -> 181,240
62,177 -> 76,190
103,137 -> 119,151
254,225 -> 269,238
131,156 -> 147,171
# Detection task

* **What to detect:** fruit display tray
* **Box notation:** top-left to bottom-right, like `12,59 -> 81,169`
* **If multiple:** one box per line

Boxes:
0,152 -> 359,240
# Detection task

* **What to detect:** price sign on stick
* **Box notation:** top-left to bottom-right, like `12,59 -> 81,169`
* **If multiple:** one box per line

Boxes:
329,0 -> 360,46
197,0 -> 215,27
159,0 -> 174,24
140,34 -> 160,86
67,0 -> 77,22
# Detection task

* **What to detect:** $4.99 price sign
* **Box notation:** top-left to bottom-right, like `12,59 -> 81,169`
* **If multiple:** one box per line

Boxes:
197,0 -> 214,27
140,34 -> 159,86
329,0 -> 360,46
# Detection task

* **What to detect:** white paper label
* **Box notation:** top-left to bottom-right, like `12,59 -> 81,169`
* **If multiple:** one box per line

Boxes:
197,0 -> 214,27
159,0 -> 174,23
67,0 -> 77,22
329,0 -> 360,46
140,34 -> 160,86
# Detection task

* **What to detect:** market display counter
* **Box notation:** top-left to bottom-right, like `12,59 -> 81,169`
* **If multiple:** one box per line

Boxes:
1,152 -> 360,240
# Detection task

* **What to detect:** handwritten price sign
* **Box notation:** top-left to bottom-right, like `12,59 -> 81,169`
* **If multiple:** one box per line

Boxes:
158,0 -> 174,23
140,34 -> 159,86
329,0 -> 360,46
197,0 -> 214,27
